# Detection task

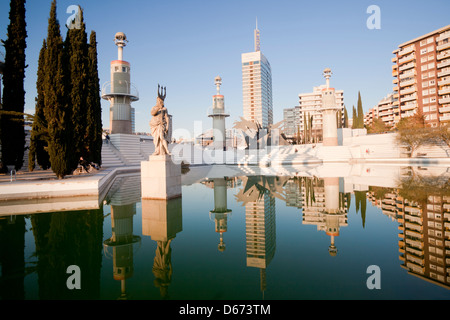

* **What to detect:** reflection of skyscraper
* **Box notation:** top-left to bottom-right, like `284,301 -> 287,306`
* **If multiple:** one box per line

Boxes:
236,176 -> 278,296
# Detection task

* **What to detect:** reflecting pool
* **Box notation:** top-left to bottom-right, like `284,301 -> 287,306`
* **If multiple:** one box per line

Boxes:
1,164 -> 450,300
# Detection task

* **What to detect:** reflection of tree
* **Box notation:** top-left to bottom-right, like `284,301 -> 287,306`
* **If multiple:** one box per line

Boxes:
31,208 -> 104,300
398,173 -> 450,203
354,191 -> 367,228
0,216 -> 26,300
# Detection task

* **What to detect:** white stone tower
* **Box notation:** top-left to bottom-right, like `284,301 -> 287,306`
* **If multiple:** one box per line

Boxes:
321,68 -> 340,146
102,32 -> 139,135
208,76 -> 229,151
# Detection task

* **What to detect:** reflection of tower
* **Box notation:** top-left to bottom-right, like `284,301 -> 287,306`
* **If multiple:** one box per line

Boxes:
209,178 -> 232,252
208,76 -> 230,151
102,32 -> 139,134
142,198 -> 182,299
103,176 -> 142,300
245,190 -> 276,297
321,68 -> 340,146
302,177 -> 348,256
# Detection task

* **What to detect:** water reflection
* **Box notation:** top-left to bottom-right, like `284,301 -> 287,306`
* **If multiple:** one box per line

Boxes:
0,165 -> 449,299
103,175 -> 142,300
142,198 -> 182,299
368,167 -> 450,289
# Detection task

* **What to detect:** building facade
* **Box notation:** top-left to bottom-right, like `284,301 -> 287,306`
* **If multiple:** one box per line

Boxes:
283,85 -> 344,140
242,23 -> 273,129
392,25 -> 450,126
364,93 -> 398,128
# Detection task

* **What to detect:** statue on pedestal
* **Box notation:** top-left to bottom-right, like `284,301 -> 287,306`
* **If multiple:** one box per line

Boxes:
150,85 -> 171,156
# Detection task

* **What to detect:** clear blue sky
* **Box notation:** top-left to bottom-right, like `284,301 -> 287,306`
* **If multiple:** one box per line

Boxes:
1,0 -> 449,139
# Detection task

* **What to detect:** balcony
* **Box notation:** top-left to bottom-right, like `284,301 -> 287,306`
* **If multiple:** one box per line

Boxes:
400,71 -> 416,79
399,62 -> 416,71
437,50 -> 450,60
437,58 -> 450,69
437,41 -> 450,51
400,86 -> 417,95
440,113 -> 450,122
439,106 -> 450,113
402,102 -> 417,111
438,68 -> 450,77
438,78 -> 450,86
439,87 -> 450,95
393,78 -> 399,84
101,81 -> 139,101
399,79 -> 416,87
437,31 -> 450,42
399,53 -> 415,64
401,94 -> 417,103
439,97 -> 450,104
398,45 -> 415,57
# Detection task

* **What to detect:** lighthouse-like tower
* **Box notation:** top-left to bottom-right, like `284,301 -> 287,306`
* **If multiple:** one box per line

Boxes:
321,68 -> 340,146
102,32 -> 139,135
208,76 -> 229,151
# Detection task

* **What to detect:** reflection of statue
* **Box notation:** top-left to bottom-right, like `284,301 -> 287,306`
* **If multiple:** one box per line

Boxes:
150,85 -> 170,156
152,240 -> 173,299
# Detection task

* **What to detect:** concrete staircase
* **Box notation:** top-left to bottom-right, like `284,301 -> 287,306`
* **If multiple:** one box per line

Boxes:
101,143 -> 126,168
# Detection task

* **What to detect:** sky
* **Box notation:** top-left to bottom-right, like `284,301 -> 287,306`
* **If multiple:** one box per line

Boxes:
1,0 -> 449,140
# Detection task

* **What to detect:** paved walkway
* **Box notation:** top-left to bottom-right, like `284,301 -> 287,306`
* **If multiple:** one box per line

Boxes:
0,168 -> 103,184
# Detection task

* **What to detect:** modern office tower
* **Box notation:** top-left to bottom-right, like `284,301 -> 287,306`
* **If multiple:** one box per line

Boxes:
242,21 -> 273,129
208,76 -> 230,151
392,25 -> 450,126
364,93 -> 398,128
102,32 -> 139,134
284,84 -> 344,141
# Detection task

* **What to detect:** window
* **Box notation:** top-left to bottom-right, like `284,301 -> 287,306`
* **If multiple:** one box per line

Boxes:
421,48 -> 428,55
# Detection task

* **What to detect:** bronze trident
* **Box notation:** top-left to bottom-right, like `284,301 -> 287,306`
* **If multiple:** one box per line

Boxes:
158,84 -> 167,101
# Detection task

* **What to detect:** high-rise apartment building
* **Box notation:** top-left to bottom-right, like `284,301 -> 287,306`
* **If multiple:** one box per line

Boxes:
392,25 -> 450,126
364,93 -> 398,128
242,21 -> 273,129
283,85 -> 344,140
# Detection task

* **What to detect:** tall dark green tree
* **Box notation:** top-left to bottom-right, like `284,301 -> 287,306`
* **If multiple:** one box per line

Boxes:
357,91 -> 364,129
65,6 -> 89,163
343,106 -> 349,128
44,0 -> 75,179
86,31 -> 103,166
352,105 -> 357,129
0,0 -> 27,172
29,39 -> 51,171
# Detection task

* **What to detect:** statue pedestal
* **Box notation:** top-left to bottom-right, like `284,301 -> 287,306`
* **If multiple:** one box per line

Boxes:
141,155 -> 182,200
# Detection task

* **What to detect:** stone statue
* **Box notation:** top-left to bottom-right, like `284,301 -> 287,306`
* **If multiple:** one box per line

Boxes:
150,85 -> 171,156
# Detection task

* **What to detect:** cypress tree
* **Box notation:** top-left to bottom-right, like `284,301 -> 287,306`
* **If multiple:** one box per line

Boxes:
357,91 -> 364,129
44,0 -> 75,179
352,105 -> 357,129
86,31 -> 103,166
343,105 -> 349,128
65,6 -> 89,163
0,0 -> 27,172
29,39 -> 51,171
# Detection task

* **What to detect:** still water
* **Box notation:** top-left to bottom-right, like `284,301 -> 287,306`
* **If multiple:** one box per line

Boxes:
1,164 -> 450,300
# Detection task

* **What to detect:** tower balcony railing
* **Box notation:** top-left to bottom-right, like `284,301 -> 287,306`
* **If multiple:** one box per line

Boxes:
207,107 -> 230,117
101,81 -> 139,101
